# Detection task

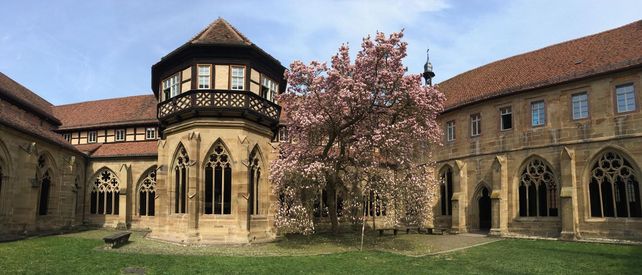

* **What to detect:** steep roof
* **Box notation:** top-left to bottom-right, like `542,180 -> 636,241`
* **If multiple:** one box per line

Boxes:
52,95 -> 158,130
0,72 -> 77,152
0,72 -> 60,124
74,140 -> 157,158
189,18 -> 252,46
438,20 -> 642,111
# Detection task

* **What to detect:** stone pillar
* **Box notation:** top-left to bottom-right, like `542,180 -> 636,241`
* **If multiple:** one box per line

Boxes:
451,160 -> 468,233
489,155 -> 508,236
118,164 -> 130,229
186,132 -> 201,238
560,147 -> 579,240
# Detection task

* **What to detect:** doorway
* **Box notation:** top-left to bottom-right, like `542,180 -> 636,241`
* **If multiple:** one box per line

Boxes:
478,187 -> 491,231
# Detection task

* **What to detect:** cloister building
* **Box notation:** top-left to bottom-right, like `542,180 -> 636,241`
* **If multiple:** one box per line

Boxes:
0,18 -> 641,243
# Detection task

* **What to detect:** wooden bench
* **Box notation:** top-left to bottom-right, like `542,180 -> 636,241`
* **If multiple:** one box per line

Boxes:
103,231 -> 131,248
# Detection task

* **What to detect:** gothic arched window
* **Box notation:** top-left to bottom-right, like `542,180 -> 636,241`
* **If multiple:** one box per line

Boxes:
174,145 -> 189,214
204,143 -> 231,215
0,165 -> 3,201
589,151 -> 641,218
518,158 -> 557,217
90,169 -> 120,215
37,155 -> 52,216
439,167 -> 453,216
139,167 -> 157,216
249,148 -> 261,215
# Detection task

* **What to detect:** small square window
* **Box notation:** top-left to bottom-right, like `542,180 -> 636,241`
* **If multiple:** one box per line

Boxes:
88,131 -> 97,143
115,129 -> 125,142
616,83 -> 636,113
500,107 -> 512,131
146,128 -> 157,140
572,93 -> 589,120
162,73 -> 181,101
531,101 -> 546,127
470,114 -> 481,137
446,121 -> 456,141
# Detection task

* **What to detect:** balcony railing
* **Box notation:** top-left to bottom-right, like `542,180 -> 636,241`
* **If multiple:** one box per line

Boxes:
157,90 -> 281,127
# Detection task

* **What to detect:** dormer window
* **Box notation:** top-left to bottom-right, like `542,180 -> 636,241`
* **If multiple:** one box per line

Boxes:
146,128 -> 156,140
115,129 -> 125,142
261,77 -> 277,101
162,73 -> 181,100
231,66 -> 245,90
88,131 -> 97,143
197,65 -> 211,89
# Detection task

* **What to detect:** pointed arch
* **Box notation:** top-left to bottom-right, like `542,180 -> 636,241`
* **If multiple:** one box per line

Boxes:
203,139 -> 232,215
0,138 -> 9,206
516,156 -> 558,217
472,181 -> 492,231
586,147 -> 641,218
137,165 -> 158,216
88,167 -> 121,215
172,143 -> 189,214
438,164 -> 454,216
249,144 -> 263,215
36,152 -> 56,216
201,138 -> 236,166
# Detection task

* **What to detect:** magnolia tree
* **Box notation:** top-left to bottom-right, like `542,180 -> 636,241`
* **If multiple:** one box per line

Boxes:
271,31 -> 445,234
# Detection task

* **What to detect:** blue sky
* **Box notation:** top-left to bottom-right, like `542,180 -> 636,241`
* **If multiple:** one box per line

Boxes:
0,0 -> 640,105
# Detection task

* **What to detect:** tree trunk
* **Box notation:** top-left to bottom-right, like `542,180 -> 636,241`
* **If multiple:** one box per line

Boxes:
326,175 -> 339,235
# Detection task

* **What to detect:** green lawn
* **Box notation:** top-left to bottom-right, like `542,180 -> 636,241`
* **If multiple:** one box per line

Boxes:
0,230 -> 640,274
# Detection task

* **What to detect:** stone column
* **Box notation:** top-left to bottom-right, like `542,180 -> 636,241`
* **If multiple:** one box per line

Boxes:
451,160 -> 468,233
186,132 -> 201,239
489,155 -> 508,236
559,147 -> 579,240
118,163 -> 130,229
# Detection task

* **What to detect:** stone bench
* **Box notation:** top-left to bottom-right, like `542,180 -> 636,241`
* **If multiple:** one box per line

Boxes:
378,227 -> 433,236
103,231 -> 131,248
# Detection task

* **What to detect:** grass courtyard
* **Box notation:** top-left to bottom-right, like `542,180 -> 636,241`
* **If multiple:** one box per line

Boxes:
0,230 -> 641,274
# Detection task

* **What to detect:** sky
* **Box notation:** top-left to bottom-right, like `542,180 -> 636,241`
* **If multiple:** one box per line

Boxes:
0,0 -> 640,105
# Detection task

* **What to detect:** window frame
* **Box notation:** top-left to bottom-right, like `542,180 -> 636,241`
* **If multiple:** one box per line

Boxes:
161,72 -> 181,101
88,131 -> 97,144
197,64 -> 212,90
145,128 -> 156,140
614,83 -> 637,114
63,133 -> 71,143
531,100 -> 546,127
230,66 -> 246,91
470,113 -> 481,137
571,92 -> 590,120
115,129 -> 126,142
499,106 -> 513,131
446,120 -> 456,142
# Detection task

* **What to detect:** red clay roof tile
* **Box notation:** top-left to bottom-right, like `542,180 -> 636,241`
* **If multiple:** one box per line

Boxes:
74,140 -> 157,158
52,95 -> 158,130
438,20 -> 642,111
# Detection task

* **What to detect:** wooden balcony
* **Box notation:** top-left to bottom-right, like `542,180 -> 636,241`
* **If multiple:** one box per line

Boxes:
157,90 -> 281,128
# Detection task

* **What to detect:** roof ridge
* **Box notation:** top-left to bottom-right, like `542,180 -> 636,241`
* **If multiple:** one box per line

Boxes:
189,17 -> 252,45
439,20 -> 642,86
53,94 -> 155,107
0,71 -> 55,107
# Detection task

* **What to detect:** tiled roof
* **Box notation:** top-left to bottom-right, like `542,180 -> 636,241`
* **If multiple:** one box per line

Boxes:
74,140 -> 157,158
189,18 -> 252,45
52,95 -> 158,130
0,72 -> 60,124
438,20 -> 642,111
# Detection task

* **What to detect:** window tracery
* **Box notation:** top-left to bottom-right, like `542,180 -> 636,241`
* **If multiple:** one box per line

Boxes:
139,167 -> 157,216
518,158 -> 558,217
204,143 -> 231,215
589,151 -> 641,218
90,169 -> 119,215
